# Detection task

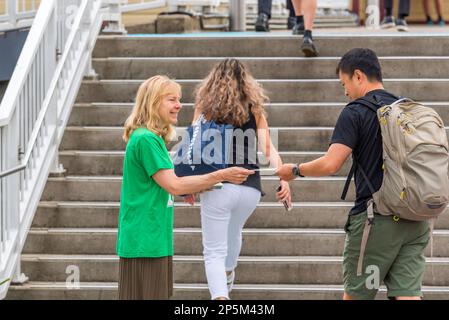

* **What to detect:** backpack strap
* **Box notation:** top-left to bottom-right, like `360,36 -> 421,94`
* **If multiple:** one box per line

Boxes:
349,157 -> 378,277
351,91 -> 401,114
357,199 -> 375,276
342,158 -> 377,277
341,162 -> 356,201
340,159 -> 377,200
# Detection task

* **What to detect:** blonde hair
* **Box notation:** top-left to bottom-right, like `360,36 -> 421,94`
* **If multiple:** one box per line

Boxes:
123,75 -> 181,143
194,58 -> 268,127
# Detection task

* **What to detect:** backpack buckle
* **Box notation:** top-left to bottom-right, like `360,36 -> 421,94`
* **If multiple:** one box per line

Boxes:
366,199 -> 375,225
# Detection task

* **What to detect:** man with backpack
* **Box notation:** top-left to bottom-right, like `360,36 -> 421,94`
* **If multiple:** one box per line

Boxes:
276,48 -> 449,300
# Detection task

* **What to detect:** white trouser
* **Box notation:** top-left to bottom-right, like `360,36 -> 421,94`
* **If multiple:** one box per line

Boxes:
200,183 -> 261,300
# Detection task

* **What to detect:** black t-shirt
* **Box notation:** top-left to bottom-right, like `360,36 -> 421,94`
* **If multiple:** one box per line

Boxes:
227,110 -> 263,195
330,89 -> 399,215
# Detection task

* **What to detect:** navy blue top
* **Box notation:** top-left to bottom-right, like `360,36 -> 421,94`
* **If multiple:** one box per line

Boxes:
228,110 -> 263,195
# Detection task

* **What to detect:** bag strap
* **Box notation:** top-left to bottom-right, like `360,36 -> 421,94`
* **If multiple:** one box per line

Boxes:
186,114 -> 205,166
341,159 -> 377,200
357,199 -> 376,276
341,162 -> 356,201
348,91 -> 401,114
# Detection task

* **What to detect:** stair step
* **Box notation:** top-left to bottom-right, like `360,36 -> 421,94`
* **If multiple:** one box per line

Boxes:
22,228 -> 449,257
92,57 -> 449,80
60,125 -> 449,152
68,102 -> 449,127
19,254 -> 449,286
58,150 -> 352,176
92,35 -> 449,58
35,201 -> 351,229
35,200 -> 449,229
8,282 -> 449,300
76,79 -> 449,103
40,176 -> 356,202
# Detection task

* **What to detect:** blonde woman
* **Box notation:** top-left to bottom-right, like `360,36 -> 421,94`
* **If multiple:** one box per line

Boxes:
192,59 -> 291,300
117,75 -> 254,300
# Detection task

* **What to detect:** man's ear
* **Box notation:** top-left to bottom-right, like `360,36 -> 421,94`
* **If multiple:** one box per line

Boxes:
353,69 -> 364,83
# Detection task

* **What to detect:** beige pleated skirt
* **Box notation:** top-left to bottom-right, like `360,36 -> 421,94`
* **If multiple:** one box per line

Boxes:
118,256 -> 173,300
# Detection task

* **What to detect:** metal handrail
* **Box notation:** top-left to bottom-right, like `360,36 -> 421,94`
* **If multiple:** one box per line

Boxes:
0,0 -> 92,179
0,0 -> 41,32
0,0 -> 104,300
0,0 -> 182,183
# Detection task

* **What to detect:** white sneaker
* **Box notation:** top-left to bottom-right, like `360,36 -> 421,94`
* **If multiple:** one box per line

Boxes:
226,270 -> 235,293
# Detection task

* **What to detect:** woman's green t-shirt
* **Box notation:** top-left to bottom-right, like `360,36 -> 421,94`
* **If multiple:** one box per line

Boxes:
116,128 -> 174,258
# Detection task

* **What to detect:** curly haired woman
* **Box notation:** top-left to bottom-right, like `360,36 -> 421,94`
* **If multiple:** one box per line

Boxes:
192,59 -> 292,300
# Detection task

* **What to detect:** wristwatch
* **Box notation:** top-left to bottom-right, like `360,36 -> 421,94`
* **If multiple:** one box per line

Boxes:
292,163 -> 304,177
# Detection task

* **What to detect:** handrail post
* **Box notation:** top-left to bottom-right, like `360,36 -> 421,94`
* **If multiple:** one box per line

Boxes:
102,0 -> 127,34
7,0 -> 17,29
11,258 -> 29,285
229,0 -> 246,31
47,6 -> 65,177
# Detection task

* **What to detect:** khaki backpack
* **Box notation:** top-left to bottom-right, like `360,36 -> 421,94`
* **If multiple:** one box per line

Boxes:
341,96 -> 449,275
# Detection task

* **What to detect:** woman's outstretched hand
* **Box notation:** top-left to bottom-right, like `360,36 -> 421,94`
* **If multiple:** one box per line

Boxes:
220,167 -> 255,184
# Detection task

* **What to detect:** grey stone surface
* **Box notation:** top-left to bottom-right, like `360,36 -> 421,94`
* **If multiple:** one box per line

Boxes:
11,34 -> 449,300
92,36 -> 449,58
75,79 -> 449,103
156,14 -> 200,34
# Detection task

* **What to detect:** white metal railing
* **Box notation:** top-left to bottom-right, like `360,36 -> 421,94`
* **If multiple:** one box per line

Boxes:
0,0 -> 103,299
121,0 -> 168,12
0,0 -> 169,33
0,0 -> 41,32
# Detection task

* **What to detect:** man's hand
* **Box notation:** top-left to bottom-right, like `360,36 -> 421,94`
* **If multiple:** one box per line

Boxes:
276,163 -> 296,181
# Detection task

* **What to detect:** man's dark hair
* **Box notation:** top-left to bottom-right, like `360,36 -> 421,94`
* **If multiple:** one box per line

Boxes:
336,48 -> 383,82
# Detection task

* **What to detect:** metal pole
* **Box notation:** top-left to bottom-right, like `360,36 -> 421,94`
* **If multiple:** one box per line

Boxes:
229,0 -> 246,32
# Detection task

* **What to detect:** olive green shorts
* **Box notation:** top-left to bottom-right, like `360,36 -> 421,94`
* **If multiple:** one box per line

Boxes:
343,211 -> 430,300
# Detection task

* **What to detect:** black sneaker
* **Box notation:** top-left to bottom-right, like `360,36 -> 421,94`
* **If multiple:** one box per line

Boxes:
287,16 -> 296,30
255,13 -> 270,32
380,16 -> 395,29
301,36 -> 318,57
292,21 -> 305,35
396,18 -> 409,31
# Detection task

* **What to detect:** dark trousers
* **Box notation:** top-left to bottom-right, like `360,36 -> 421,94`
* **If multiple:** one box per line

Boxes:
384,0 -> 410,17
287,0 -> 295,17
259,0 -> 295,18
258,0 -> 272,18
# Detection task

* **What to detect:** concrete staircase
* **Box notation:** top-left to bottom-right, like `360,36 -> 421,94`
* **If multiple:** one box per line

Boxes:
7,33 -> 449,300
